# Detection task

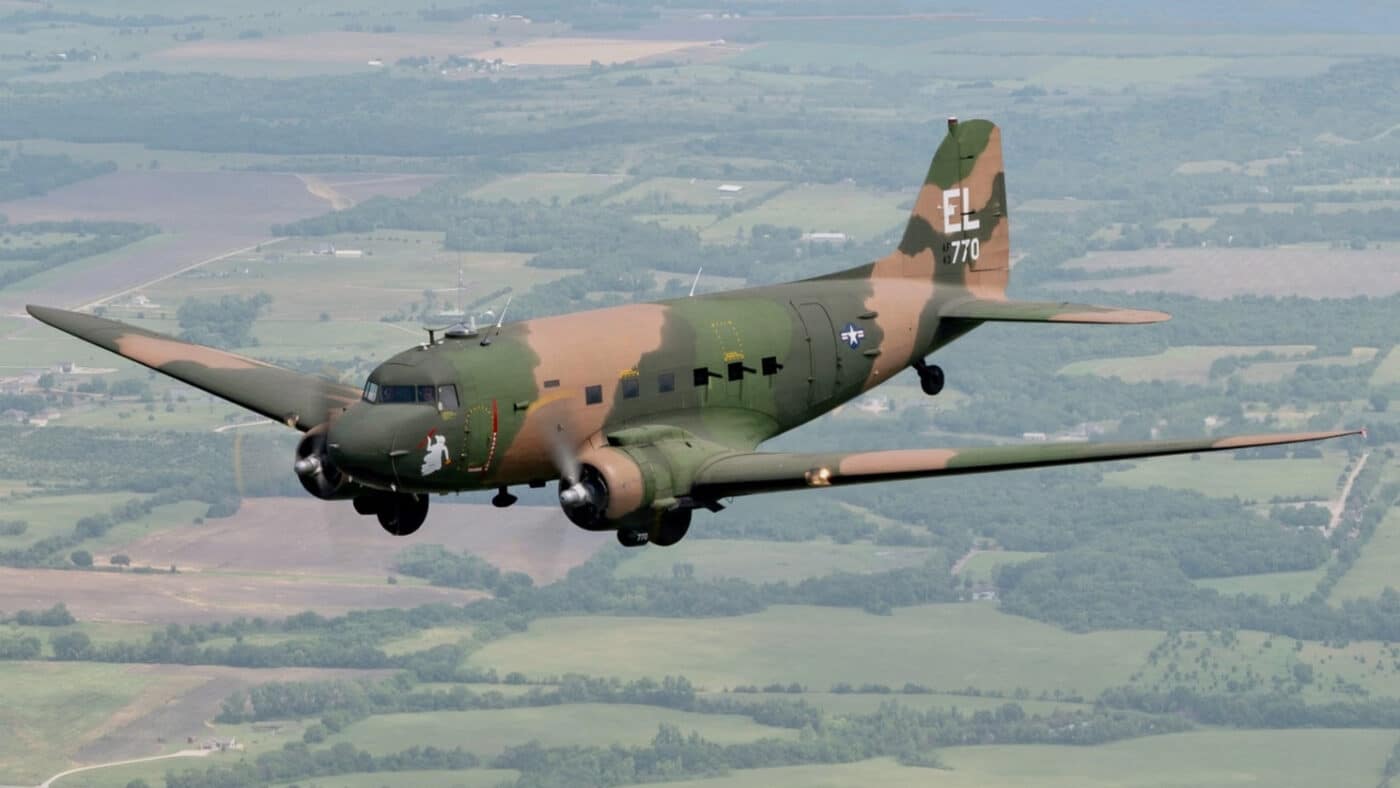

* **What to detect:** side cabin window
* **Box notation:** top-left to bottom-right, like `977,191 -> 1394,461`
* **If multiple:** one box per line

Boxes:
621,377 -> 640,399
657,372 -> 675,394
438,384 -> 460,409
362,382 -> 379,402
585,384 -> 603,405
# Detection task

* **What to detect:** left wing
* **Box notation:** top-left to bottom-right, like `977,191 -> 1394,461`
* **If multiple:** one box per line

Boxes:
689,429 -> 1362,500
27,305 -> 359,431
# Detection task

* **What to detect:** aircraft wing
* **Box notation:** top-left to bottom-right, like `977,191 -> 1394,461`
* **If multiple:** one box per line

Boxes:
941,298 -> 1170,324
27,305 -> 359,431
689,429 -> 1362,500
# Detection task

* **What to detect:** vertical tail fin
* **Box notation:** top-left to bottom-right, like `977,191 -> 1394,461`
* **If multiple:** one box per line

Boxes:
878,118 -> 1009,297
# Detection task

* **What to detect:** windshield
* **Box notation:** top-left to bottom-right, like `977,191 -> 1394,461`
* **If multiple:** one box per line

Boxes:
362,381 -> 458,407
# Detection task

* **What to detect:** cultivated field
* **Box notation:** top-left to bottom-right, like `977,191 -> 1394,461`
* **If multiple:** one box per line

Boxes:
116,498 -> 607,585
1102,450 -> 1348,502
0,661 -> 388,784
1196,566 -> 1330,601
701,184 -> 907,243
470,172 -> 627,202
469,38 -> 713,66
1059,345 -> 1315,385
325,704 -> 793,757
1055,247 -> 1400,299
0,565 -> 483,624
470,604 -> 1159,696
625,727 -> 1396,786
615,538 -> 933,583
1332,510 -> 1400,601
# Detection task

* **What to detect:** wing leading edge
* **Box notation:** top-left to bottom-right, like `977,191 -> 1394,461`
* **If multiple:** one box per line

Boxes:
27,305 -> 359,431
690,429 -> 1363,499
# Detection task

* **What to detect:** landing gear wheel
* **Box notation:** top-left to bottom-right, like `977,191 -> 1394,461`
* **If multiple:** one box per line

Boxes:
616,528 -> 650,548
352,495 -> 381,516
648,510 -> 692,547
376,493 -> 428,536
914,360 -> 945,396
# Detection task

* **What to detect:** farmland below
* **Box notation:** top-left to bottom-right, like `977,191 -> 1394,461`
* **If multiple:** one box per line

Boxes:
1,2 -> 1399,787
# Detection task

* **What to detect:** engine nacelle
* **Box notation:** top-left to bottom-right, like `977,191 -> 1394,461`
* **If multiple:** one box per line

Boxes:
293,425 -> 374,501
557,446 -> 657,530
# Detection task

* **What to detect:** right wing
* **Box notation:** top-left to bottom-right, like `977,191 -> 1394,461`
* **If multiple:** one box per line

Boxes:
689,429 -> 1362,500
27,305 -> 359,431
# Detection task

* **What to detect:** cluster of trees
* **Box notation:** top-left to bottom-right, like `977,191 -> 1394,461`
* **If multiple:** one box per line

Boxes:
1100,686 -> 1400,729
176,292 -> 271,348
0,150 -> 115,201
0,220 -> 157,290
1,602 -> 74,626
188,691 -> 1193,788
164,742 -> 479,788
998,473 -> 1400,640
393,544 -> 534,597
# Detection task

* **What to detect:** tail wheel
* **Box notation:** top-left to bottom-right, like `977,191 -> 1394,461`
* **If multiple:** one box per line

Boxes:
916,362 -> 945,396
376,494 -> 429,536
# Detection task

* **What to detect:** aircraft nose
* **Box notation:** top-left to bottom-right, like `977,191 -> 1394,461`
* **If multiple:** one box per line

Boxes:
326,404 -> 397,484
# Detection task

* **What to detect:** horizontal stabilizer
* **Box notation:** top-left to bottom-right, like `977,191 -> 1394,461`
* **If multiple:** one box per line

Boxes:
26,305 -> 358,431
691,429 -> 1362,500
942,298 -> 1170,324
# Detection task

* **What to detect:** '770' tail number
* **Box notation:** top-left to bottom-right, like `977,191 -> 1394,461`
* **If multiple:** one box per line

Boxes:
943,237 -> 980,265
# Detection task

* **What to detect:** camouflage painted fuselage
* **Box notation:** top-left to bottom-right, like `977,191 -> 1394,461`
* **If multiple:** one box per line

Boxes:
345,119 -> 1020,494
27,117 -> 1363,540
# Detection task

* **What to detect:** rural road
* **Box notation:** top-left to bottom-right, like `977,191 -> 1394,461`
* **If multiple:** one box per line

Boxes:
34,749 -> 209,788
1325,451 -> 1371,537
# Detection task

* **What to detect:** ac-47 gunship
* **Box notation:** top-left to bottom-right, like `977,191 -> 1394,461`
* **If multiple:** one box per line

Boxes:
28,119 -> 1362,547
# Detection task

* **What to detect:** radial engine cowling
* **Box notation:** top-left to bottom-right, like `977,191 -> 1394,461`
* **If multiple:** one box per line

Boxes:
293,425 -> 374,501
556,445 -> 691,536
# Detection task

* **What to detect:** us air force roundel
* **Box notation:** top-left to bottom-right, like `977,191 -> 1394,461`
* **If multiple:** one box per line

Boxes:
840,322 -> 865,349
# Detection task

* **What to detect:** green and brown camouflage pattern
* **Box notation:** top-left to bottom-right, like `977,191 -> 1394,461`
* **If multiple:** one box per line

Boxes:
25,119 -> 1355,523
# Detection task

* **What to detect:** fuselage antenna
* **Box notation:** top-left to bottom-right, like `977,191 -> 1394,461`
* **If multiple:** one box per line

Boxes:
689,267 -> 703,297
481,295 -> 512,346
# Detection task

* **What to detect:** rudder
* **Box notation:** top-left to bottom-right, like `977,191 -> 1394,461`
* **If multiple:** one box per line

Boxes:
881,118 -> 1009,295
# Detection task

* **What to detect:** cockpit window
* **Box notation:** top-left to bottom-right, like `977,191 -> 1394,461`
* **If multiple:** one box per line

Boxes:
378,385 -> 421,403
365,381 -> 449,405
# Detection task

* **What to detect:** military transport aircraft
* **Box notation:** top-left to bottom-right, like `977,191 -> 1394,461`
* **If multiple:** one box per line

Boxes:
28,119 -> 1361,547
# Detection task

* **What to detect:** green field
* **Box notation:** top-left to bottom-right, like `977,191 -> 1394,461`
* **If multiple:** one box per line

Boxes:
627,729 -> 1396,787
957,551 -> 1046,585
1196,566 -> 1328,601
138,235 -> 568,327
607,177 -> 786,208
0,491 -> 145,549
470,172 -> 627,202
1059,345 -> 1314,385
0,621 -> 161,658
701,184 -> 906,243
325,703 -> 792,757
1373,346 -> 1400,386
1103,451 -> 1346,502
470,605 -> 1159,696
714,690 -> 1079,718
1332,510 -> 1400,601
380,625 -> 476,656
615,539 -> 933,583
0,662 -> 170,784
271,769 -> 520,788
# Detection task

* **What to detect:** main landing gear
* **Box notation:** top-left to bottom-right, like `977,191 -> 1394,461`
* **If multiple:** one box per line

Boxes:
353,492 -> 429,536
616,510 -> 692,548
913,358 -> 945,396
